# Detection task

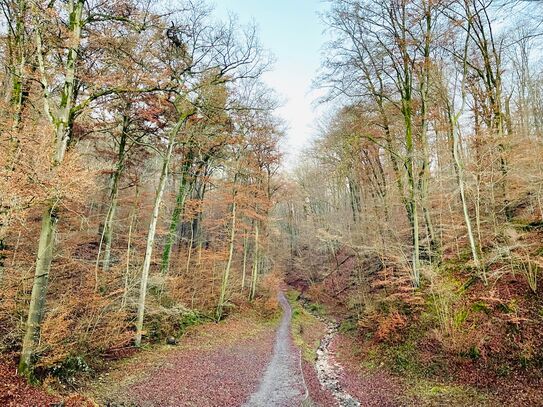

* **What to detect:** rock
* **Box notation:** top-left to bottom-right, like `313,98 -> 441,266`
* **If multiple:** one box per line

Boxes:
166,336 -> 177,345
315,318 -> 361,407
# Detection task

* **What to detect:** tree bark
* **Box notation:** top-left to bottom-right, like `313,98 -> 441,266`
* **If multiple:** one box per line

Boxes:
217,196 -> 237,320
101,115 -> 130,273
18,207 -> 57,378
19,0 -> 84,377
134,113 -> 188,347
249,221 -> 259,301
161,157 -> 193,275
240,224 -> 251,292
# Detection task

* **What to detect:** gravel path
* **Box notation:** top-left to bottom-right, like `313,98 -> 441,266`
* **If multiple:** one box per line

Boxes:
243,292 -> 307,407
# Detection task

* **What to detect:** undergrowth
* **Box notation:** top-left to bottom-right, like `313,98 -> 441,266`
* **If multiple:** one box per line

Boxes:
286,290 -> 323,362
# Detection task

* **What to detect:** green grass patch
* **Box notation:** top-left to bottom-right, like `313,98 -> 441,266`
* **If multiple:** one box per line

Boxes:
286,290 -> 324,362
339,318 -> 358,333
472,301 -> 491,314
407,379 -> 490,406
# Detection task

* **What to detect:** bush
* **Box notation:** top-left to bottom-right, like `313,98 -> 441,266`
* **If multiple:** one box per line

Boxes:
50,355 -> 90,384
145,305 -> 202,342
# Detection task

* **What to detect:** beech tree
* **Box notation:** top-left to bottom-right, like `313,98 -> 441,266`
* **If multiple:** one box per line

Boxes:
134,8 -> 269,345
0,0 -> 277,377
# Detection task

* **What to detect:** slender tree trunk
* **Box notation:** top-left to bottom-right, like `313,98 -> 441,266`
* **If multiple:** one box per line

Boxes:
1,0 -> 28,285
418,0 -> 438,260
102,116 -> 129,272
240,225 -> 251,292
161,159 -> 192,275
185,220 -> 194,275
134,113 -> 188,347
0,236 -> 5,285
404,97 -> 420,287
446,104 -> 480,269
51,0 -> 84,165
121,187 -> 139,310
249,221 -> 259,301
8,0 -> 28,128
217,197 -> 237,320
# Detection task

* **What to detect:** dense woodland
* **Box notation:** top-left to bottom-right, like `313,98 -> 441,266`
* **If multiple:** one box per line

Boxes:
279,0 -> 543,403
0,0 -> 282,382
2,0 -> 543,405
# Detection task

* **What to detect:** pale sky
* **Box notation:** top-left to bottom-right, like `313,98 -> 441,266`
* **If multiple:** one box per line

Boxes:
213,0 -> 328,165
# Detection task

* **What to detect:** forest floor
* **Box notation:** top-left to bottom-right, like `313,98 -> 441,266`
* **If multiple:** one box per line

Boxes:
4,287 -> 523,406
1,356 -> 61,407
288,288 -> 504,407
83,290 -> 399,407
82,307 -> 280,406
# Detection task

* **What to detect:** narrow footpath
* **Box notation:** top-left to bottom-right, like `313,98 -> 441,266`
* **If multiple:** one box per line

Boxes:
84,292 -> 363,407
243,292 -> 307,406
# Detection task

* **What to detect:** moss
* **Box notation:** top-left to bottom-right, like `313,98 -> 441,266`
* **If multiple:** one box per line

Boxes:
339,318 -> 358,333
50,355 -> 90,384
510,219 -> 543,232
497,299 -> 518,314
453,308 -> 469,328
146,306 -> 204,342
385,339 -> 421,375
407,379 -> 490,405
307,302 -> 325,316
459,345 -> 481,360
496,363 -> 512,377
472,301 -> 492,314
286,290 -> 323,361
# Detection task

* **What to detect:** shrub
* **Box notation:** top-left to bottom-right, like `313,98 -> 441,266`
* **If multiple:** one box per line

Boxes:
50,355 -> 90,384
145,305 -> 202,341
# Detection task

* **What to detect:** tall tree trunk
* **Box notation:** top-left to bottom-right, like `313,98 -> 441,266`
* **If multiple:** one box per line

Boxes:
101,115 -> 130,272
217,195 -> 237,320
161,157 -> 192,275
185,220 -> 194,275
403,95 -> 420,287
240,223 -> 251,292
19,0 -> 84,377
18,207 -> 57,378
450,117 -> 481,269
1,0 -> 28,285
418,0 -> 438,260
121,187 -> 139,310
134,113 -> 188,347
7,0 -> 28,128
249,221 -> 259,301
0,236 -> 5,285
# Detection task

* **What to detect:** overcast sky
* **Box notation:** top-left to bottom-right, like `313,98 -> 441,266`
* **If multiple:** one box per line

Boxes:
213,0 -> 328,166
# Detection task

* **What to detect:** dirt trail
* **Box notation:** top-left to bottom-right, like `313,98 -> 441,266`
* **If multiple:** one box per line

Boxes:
85,314 -> 277,407
243,292 -> 307,407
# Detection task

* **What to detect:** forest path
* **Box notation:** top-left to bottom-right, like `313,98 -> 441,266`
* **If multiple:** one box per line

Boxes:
243,291 -> 308,407
85,310 -> 278,406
